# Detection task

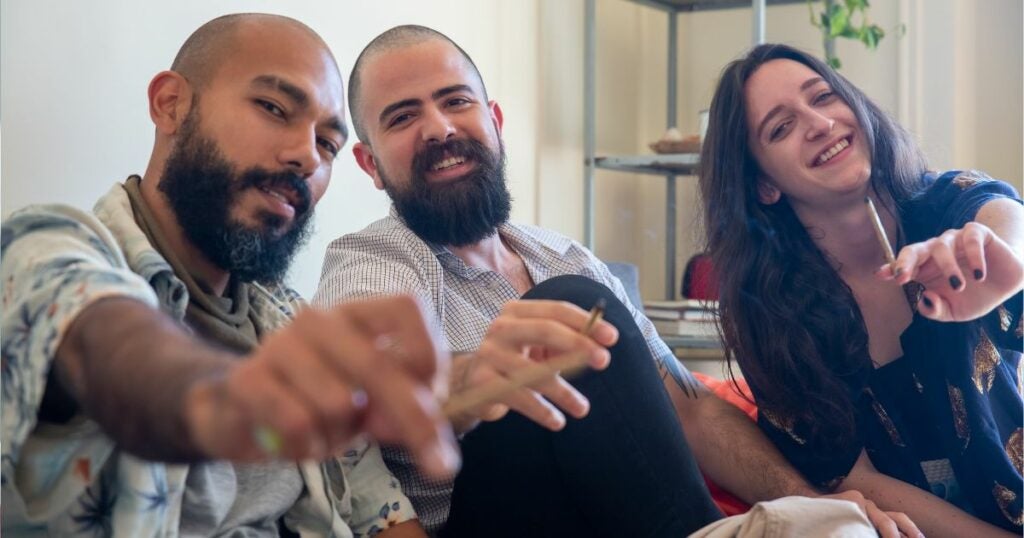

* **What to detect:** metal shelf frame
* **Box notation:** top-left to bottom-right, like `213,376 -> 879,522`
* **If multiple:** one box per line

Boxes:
583,0 -> 801,299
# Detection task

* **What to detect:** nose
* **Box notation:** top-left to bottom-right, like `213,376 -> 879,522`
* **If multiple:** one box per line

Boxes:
420,106 -> 456,144
279,125 -> 321,178
805,110 -> 835,141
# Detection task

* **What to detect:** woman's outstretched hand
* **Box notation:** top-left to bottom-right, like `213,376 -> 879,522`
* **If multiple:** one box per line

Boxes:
876,221 -> 1024,321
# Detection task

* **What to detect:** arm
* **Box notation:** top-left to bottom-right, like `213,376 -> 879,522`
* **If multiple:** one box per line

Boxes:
378,521 -> 428,538
57,295 -> 459,477
54,296 -> 233,461
840,450 -> 1015,538
653,353 -> 818,502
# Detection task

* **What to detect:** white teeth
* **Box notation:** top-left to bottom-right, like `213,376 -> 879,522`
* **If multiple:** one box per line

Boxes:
817,138 -> 849,165
261,187 -> 289,204
431,156 -> 466,171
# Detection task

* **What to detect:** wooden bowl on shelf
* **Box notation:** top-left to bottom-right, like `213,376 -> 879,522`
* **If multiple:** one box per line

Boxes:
649,135 -> 701,154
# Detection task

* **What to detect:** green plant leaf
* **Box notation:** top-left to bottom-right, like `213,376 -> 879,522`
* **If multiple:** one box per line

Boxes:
845,0 -> 868,10
828,4 -> 850,38
828,57 -> 842,69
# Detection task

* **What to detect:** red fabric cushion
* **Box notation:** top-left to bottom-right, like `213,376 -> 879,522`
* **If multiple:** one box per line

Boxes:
693,372 -> 757,516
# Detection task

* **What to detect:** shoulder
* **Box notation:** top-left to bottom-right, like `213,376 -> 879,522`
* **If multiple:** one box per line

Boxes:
906,170 -> 1022,235
326,215 -> 435,261
314,215 -> 442,308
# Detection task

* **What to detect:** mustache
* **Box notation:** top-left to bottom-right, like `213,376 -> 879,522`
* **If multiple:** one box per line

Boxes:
235,167 -> 313,216
411,138 -> 493,179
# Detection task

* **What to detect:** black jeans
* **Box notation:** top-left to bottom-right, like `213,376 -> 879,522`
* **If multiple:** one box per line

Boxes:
441,275 -> 723,537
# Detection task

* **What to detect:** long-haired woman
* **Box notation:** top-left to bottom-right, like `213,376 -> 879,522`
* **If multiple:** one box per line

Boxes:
700,43 -> 1023,537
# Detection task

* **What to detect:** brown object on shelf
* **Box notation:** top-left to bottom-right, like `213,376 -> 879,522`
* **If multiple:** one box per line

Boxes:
650,134 -> 701,154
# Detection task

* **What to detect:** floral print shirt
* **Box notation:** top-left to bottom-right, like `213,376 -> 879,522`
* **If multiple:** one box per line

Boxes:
1,182 -> 414,537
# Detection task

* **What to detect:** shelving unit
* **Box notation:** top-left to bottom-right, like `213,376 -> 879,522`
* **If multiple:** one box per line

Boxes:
583,0 -> 803,299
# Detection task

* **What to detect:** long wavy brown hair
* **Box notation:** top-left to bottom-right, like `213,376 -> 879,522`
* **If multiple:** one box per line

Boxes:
699,44 -> 928,449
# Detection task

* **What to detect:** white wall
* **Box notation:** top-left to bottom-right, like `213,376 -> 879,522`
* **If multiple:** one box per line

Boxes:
4,0 -> 1020,303
0,0 -> 539,298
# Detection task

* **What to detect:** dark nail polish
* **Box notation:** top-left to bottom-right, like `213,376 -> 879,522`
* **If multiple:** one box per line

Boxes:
894,267 -> 902,277
949,276 -> 962,290
974,269 -> 983,280
922,297 -> 934,309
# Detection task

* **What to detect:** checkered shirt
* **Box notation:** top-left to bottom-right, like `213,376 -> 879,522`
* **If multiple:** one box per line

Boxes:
312,210 -> 676,533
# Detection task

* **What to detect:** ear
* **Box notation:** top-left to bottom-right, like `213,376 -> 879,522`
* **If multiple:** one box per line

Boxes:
488,100 -> 504,135
352,142 -> 385,190
756,176 -> 782,205
148,71 -> 194,135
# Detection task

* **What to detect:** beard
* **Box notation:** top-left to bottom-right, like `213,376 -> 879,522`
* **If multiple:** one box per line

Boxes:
380,137 -> 511,247
158,109 -> 314,284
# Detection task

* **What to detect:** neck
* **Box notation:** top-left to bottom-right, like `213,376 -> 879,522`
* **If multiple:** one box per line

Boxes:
791,192 -> 900,278
447,231 -> 515,273
139,166 -> 232,296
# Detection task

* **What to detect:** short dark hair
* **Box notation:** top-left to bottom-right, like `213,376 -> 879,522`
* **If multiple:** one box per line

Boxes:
348,25 -> 487,144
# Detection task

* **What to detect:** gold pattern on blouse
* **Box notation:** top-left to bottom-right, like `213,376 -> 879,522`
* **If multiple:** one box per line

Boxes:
972,332 -> 1001,394
1017,359 -> 1024,396
993,482 -> 1023,526
912,373 -> 925,394
998,305 -> 1013,332
761,409 -> 806,445
1007,429 -> 1024,476
952,170 -> 990,190
948,383 -> 971,451
866,388 -> 905,447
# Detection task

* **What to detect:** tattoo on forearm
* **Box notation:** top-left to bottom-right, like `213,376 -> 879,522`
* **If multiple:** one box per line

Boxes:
655,352 -> 700,399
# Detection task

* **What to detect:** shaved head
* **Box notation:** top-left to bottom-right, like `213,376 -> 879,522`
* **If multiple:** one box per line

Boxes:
171,13 -> 337,93
349,25 -> 486,143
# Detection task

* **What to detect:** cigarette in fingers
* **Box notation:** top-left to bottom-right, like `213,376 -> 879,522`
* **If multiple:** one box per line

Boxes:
581,298 -> 606,336
441,351 -> 591,418
865,197 -> 898,274
442,299 -> 607,419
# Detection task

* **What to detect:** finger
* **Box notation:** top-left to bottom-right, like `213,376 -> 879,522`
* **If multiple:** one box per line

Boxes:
893,243 -> 930,285
229,362 -> 325,460
266,339 -> 365,452
487,316 -> 610,368
917,289 -> 951,321
316,313 -> 459,479
494,385 -> 567,430
930,231 -> 966,292
959,222 -> 989,282
887,511 -> 922,538
337,294 -> 450,383
875,263 -> 897,281
479,340 -> 592,418
464,352 -> 572,429
865,502 -> 900,538
502,300 -> 619,346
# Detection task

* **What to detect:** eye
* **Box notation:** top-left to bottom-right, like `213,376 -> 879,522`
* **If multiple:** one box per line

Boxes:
388,112 -> 414,128
769,120 -> 791,141
256,99 -> 286,119
812,90 -> 836,105
317,137 -> 340,158
446,96 -> 471,108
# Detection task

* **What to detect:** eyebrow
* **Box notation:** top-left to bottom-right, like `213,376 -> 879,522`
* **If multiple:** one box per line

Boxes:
377,84 -> 477,126
252,75 -> 348,140
755,76 -> 826,140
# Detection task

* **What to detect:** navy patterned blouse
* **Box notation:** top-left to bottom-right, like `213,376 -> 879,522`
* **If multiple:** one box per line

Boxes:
758,170 -> 1023,532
